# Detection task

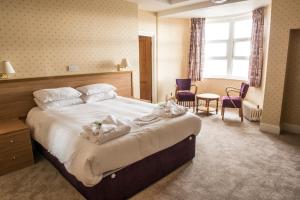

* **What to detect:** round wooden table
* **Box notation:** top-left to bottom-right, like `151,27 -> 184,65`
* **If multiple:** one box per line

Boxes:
196,93 -> 220,115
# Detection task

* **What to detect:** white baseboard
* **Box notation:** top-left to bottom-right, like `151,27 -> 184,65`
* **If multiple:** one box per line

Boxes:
282,123 -> 300,134
260,123 -> 281,134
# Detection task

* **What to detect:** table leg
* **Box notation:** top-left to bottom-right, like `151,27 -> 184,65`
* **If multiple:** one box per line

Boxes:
207,100 -> 210,116
216,99 -> 219,114
196,98 -> 199,113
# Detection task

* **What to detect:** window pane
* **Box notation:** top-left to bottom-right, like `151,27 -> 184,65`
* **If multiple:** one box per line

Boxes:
204,59 -> 227,77
234,41 -> 251,57
234,20 -> 252,39
205,42 -> 227,57
232,59 -> 249,78
206,23 -> 230,40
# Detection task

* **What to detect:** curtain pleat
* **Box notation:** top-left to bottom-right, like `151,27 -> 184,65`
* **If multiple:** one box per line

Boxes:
188,18 -> 205,81
249,7 -> 264,87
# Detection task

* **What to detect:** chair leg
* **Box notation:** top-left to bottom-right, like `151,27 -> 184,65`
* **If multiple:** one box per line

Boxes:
221,107 -> 225,120
239,107 -> 244,122
193,101 -> 195,112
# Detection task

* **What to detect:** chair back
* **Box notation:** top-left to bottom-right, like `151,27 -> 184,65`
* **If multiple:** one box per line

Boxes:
176,79 -> 191,91
240,82 -> 249,99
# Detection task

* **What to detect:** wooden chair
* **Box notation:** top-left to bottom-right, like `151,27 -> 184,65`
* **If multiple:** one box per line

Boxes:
175,79 -> 197,111
221,82 -> 249,122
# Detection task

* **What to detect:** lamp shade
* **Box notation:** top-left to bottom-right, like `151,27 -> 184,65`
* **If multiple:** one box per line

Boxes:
0,61 -> 15,74
120,58 -> 131,68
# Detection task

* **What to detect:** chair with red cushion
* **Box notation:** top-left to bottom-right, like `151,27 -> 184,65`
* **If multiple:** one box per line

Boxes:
221,82 -> 249,122
175,79 -> 197,111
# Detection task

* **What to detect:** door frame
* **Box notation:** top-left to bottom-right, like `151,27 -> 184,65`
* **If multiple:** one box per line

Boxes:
139,31 -> 157,103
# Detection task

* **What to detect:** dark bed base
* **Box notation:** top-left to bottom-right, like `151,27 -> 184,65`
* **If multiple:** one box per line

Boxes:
34,135 -> 196,200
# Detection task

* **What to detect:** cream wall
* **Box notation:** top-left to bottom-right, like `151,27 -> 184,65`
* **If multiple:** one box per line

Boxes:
281,30 -> 300,127
138,7 -> 271,105
195,6 -> 271,107
157,18 -> 190,102
138,10 -> 190,103
261,0 -> 300,133
0,0 -> 140,97
197,78 -> 241,98
138,10 -> 158,102
138,10 -> 157,35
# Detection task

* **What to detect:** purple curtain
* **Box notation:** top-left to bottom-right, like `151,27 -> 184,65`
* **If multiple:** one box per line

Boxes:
188,18 -> 205,81
249,7 -> 264,87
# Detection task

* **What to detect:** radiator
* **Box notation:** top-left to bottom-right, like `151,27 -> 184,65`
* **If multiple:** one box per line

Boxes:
243,100 -> 263,122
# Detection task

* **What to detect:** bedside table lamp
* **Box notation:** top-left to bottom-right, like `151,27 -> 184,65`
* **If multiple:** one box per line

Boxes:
0,61 -> 15,79
117,58 -> 131,71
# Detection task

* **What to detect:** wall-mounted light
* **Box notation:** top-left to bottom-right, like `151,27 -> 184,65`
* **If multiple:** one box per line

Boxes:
117,58 -> 131,71
0,61 -> 15,79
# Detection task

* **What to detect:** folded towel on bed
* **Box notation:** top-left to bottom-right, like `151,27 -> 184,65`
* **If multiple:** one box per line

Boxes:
81,115 -> 131,144
133,114 -> 160,126
153,100 -> 188,118
132,100 -> 188,127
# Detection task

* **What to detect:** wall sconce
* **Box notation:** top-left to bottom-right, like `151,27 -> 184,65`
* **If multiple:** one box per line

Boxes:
0,61 -> 16,79
117,58 -> 131,71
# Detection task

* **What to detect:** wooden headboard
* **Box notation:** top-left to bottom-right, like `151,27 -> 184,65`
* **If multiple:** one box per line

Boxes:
0,71 -> 133,120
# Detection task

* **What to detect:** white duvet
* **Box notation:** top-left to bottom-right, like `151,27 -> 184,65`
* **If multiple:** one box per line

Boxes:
26,97 -> 201,187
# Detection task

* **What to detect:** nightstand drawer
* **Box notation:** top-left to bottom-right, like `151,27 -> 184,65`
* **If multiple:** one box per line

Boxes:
0,146 -> 34,175
0,130 -> 31,153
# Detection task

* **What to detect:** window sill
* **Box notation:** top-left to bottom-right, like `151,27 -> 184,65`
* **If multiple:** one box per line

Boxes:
203,76 -> 248,81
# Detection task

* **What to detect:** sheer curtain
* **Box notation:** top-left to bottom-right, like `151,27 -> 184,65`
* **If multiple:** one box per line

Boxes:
188,18 -> 205,81
249,7 -> 264,87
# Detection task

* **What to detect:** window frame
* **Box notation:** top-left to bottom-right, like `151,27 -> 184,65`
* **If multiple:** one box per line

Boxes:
204,15 -> 252,80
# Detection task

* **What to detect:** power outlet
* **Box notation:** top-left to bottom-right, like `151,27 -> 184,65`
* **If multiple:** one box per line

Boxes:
68,65 -> 79,72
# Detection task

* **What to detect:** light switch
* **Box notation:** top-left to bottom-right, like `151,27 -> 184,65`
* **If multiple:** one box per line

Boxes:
68,65 -> 79,72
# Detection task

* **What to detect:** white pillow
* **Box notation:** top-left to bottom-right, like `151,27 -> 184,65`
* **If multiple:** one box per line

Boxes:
34,98 -> 84,110
82,91 -> 117,103
76,83 -> 116,95
33,87 -> 82,103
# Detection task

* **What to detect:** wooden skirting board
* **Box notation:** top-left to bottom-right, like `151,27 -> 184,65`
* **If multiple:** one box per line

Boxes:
0,71 -> 133,120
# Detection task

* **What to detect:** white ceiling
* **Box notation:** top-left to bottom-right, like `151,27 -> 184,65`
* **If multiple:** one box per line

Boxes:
125,0 -> 271,18
126,0 -> 208,12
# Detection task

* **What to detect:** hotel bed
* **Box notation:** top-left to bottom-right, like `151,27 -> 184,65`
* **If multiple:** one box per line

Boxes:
0,72 -> 201,200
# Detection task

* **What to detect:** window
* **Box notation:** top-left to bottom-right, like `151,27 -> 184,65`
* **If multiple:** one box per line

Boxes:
204,17 -> 252,80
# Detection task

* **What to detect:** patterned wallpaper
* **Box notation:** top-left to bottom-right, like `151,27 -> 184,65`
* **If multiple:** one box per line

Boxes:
0,0 -> 140,96
281,30 -> 300,126
261,0 -> 300,126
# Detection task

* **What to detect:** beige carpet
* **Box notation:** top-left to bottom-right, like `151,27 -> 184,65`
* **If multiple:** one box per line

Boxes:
1,112 -> 300,200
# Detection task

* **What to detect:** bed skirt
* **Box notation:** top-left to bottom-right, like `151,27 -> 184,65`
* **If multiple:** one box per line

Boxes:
34,135 -> 196,200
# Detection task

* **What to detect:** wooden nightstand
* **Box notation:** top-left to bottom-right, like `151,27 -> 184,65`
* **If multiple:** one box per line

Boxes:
0,119 -> 34,175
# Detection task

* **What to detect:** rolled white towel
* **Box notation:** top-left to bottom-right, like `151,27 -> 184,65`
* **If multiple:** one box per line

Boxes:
81,115 -> 131,144
153,100 -> 188,118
